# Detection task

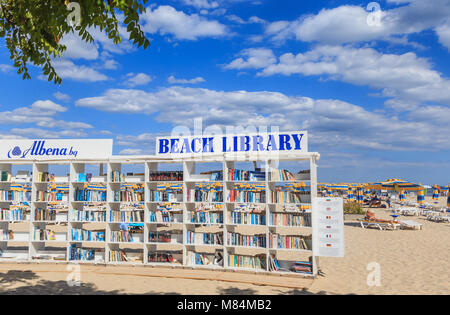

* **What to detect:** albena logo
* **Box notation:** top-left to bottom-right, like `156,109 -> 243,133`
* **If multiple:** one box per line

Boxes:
7,141 -> 78,159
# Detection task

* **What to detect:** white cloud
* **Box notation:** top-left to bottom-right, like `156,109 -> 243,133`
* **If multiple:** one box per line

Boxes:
0,64 -> 13,73
10,128 -> 88,138
226,15 -> 266,24
181,0 -> 219,9
264,1 -> 450,49
141,5 -> 228,40
75,86 -> 450,152
436,20 -> 450,51
119,148 -> 144,155
0,100 -> 93,131
227,45 -> 450,106
53,92 -> 71,102
224,48 -> 276,70
51,60 -> 108,82
124,73 -> 152,87
60,33 -> 100,60
168,75 -> 205,84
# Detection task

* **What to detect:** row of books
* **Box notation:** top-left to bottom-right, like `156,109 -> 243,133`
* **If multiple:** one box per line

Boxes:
110,250 -> 127,262
72,210 -> 106,222
113,190 -> 144,202
35,172 -> 54,182
76,173 -> 94,182
268,234 -> 311,250
149,191 -> 183,202
36,191 -> 66,202
228,190 -> 265,203
149,171 -> 183,181
148,252 -> 178,263
71,229 -> 105,242
148,210 -> 182,223
34,228 -> 56,241
186,231 -> 223,245
188,251 -> 223,266
34,208 -> 56,221
148,231 -> 173,243
74,189 -> 106,202
228,254 -> 266,270
110,210 -> 144,222
268,168 -> 296,181
0,208 -> 27,221
269,213 -> 311,227
227,232 -> 266,248
111,171 -> 124,182
110,230 -> 135,242
227,169 -> 265,181
229,211 -> 266,225
271,192 -> 303,204
187,211 -> 223,224
0,190 -> 30,202
0,229 -> 14,240
187,189 -> 223,202
69,245 -> 97,261
0,171 -> 11,182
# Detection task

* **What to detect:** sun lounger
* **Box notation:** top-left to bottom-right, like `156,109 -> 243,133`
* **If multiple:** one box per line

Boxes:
398,207 -> 419,216
426,212 -> 450,222
359,210 -> 401,230
359,220 -> 400,230
399,220 -> 423,230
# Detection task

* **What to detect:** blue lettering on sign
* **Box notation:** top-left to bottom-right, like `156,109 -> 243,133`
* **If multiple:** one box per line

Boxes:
157,133 -> 307,155
7,141 -> 78,159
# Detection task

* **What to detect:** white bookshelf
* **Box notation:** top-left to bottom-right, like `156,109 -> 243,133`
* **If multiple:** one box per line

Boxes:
0,153 -> 319,276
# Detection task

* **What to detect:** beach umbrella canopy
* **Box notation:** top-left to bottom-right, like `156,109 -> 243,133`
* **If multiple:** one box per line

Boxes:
366,179 -> 421,192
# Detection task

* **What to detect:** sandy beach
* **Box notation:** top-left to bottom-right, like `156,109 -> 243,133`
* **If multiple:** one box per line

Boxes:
0,196 -> 449,295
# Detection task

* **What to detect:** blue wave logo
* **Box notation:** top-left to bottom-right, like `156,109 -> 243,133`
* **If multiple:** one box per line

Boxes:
11,146 -> 21,156
7,146 -> 23,159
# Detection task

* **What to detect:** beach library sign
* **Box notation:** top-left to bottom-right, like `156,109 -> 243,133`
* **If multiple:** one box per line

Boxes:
156,131 -> 308,158
0,139 -> 113,160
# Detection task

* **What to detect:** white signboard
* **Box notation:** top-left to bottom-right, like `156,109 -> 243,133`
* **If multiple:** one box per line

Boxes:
312,197 -> 345,258
156,131 -> 308,157
0,139 -> 113,160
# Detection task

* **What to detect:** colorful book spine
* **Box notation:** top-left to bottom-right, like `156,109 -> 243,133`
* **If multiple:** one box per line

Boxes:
228,254 -> 266,270
74,189 -> 106,202
187,211 -> 223,224
71,229 -> 105,242
269,213 -> 311,227
229,211 -> 266,225
269,233 -> 310,250
227,232 -> 266,248
72,210 -> 106,222
0,208 -> 26,221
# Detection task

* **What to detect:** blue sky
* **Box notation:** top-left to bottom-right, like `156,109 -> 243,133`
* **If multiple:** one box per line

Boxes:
0,0 -> 449,184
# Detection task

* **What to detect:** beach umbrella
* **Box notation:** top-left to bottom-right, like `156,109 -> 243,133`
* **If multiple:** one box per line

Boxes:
432,185 -> 439,200
399,190 -> 406,202
347,186 -> 354,201
447,184 -> 450,208
417,187 -> 425,205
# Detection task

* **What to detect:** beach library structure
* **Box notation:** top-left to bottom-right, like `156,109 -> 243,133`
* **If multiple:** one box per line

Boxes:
0,132 -> 344,277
